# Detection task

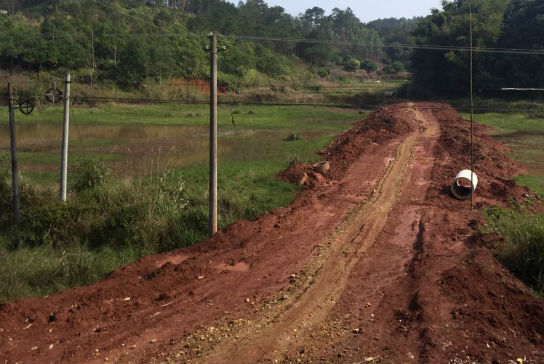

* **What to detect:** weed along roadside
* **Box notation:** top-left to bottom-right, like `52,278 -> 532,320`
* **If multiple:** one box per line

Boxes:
0,104 -> 360,302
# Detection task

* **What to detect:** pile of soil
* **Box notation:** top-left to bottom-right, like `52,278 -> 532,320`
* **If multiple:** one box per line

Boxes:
428,107 -> 535,207
278,106 -> 414,185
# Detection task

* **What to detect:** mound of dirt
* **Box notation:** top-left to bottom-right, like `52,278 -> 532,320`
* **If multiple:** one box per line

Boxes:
278,106 -> 414,185
427,106 -> 538,209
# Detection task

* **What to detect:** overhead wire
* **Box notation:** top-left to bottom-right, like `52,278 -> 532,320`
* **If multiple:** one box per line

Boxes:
4,92 -> 543,114
89,0 -> 159,28
1,32 -> 544,56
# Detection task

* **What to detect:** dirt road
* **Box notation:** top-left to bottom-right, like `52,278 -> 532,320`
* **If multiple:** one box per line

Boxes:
1,103 -> 543,364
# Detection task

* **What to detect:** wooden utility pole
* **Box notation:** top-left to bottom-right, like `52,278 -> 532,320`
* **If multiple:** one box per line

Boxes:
208,33 -> 218,237
60,72 -> 71,202
7,83 -> 20,223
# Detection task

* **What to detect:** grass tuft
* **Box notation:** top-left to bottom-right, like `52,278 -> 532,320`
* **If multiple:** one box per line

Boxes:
485,208 -> 544,294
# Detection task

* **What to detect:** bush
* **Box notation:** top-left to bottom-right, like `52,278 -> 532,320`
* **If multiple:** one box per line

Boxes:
284,133 -> 302,142
317,68 -> 330,78
392,61 -> 406,73
343,58 -> 361,72
485,208 -> 544,293
71,157 -> 111,192
360,59 -> 378,72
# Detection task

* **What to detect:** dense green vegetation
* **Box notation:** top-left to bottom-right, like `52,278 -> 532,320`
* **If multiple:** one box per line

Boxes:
367,17 -> 420,70
411,0 -> 544,97
485,208 -> 544,294
0,104 -> 359,301
0,0 -> 410,90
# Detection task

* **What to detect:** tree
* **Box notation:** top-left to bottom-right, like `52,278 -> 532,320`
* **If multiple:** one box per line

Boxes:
410,0 -> 509,96
343,58 -> 360,72
367,17 -> 421,69
494,0 -> 544,88
360,59 -> 378,72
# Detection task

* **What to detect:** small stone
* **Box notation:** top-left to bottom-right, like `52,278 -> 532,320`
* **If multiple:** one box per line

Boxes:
150,339 -> 158,343
313,161 -> 330,174
353,328 -> 362,334
299,173 -> 309,186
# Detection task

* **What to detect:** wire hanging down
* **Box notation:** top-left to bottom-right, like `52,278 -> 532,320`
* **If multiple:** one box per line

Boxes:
469,0 -> 475,210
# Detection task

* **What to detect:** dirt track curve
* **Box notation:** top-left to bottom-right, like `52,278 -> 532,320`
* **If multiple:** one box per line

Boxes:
1,102 -> 544,364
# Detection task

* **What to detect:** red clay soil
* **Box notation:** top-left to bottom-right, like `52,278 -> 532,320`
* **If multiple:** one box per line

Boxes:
1,102 -> 543,364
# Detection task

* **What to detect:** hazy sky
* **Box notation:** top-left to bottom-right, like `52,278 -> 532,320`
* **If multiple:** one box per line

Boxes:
230,0 -> 444,22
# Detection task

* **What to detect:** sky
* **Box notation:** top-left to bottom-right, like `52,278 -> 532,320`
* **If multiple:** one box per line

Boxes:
229,0 -> 444,22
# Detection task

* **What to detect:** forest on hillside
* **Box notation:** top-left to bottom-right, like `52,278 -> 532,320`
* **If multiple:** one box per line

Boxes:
0,0 -> 409,88
0,0 -> 543,95
411,0 -> 544,96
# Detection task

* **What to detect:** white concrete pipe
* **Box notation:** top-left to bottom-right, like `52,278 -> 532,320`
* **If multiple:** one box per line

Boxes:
451,170 -> 478,200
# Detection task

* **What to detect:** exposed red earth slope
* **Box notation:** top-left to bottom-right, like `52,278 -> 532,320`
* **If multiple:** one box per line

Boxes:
1,102 -> 543,364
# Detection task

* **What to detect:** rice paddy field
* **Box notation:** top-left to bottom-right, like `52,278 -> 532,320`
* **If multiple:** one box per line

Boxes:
0,104 -> 362,187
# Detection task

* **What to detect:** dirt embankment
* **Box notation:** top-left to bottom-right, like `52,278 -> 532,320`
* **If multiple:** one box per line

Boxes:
1,103 -> 543,364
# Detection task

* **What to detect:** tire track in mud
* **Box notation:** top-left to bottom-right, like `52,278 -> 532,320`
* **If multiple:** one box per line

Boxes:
191,109 -> 437,364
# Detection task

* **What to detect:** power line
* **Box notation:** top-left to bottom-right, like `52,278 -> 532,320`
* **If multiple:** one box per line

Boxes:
233,35 -> 544,56
4,93 -> 543,113
89,0 -> 159,28
1,32 -> 544,56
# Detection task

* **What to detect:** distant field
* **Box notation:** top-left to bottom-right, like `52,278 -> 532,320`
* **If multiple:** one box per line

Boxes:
462,112 -> 544,195
0,104 -> 362,186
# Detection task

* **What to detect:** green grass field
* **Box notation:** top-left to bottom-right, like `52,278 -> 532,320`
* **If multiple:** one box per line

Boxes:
0,104 -> 361,184
466,109 -> 544,295
0,103 -> 363,301
462,112 -> 544,195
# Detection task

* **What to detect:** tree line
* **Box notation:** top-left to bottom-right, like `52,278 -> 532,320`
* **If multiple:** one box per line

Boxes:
1,0 -> 541,95
0,0 -> 413,88
410,0 -> 544,97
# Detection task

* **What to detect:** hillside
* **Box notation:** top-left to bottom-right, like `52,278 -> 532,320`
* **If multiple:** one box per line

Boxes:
0,0 -> 401,90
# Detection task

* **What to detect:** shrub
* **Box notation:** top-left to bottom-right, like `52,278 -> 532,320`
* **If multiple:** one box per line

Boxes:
284,133 -> 302,142
317,68 -> 330,78
392,61 -> 406,73
71,157 -> 111,192
343,58 -> 361,72
360,59 -> 378,72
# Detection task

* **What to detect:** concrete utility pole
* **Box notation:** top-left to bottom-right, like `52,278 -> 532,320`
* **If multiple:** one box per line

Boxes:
7,82 -> 20,223
91,29 -> 95,87
60,72 -> 71,202
208,33 -> 218,237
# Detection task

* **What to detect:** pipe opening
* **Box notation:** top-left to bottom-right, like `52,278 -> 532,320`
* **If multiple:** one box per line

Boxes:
451,170 -> 478,201
452,178 -> 473,200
